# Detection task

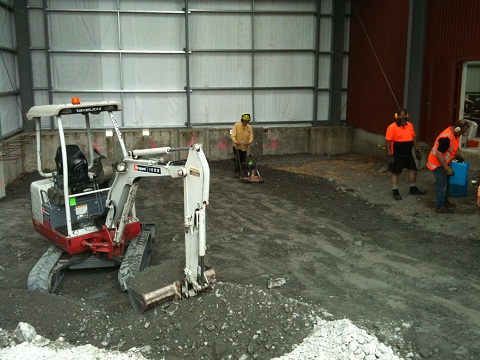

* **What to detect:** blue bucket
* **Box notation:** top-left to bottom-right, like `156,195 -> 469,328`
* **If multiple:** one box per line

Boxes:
449,161 -> 469,197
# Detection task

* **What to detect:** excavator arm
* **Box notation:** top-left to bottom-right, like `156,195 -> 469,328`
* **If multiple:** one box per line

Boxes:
104,144 -> 215,311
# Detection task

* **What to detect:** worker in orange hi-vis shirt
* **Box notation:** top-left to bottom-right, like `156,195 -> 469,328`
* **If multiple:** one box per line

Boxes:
385,108 -> 426,201
426,119 -> 469,213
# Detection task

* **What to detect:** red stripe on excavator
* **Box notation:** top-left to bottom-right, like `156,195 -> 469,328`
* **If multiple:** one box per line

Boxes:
32,219 -> 141,258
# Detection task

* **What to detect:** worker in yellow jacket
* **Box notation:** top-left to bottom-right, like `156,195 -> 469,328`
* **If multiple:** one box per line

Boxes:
231,112 -> 253,176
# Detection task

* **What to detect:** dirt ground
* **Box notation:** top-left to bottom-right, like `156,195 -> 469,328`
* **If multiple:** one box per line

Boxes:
0,153 -> 479,359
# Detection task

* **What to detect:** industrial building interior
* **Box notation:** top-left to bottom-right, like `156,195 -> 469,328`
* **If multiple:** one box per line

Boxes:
0,2 -> 479,359
463,62 -> 480,125
2,0 -> 352,196
1,0 -> 480,194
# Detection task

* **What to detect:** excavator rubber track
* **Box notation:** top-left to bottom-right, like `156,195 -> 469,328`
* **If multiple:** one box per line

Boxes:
28,225 -> 153,294
27,245 -> 121,293
118,224 -> 155,291
27,244 -> 65,292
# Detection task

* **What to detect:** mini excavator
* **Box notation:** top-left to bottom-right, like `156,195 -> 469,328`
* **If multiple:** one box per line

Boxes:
26,98 -> 215,312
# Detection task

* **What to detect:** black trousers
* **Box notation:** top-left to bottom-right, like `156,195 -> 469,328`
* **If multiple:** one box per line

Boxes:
233,147 -> 247,172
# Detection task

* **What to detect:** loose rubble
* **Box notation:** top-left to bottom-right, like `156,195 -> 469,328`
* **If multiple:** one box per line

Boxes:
0,318 -> 406,360
0,322 -> 147,359
3,156 -> 476,359
1,286 -> 408,360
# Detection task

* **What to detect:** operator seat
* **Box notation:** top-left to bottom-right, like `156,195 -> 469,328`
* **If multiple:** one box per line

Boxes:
55,145 -> 92,193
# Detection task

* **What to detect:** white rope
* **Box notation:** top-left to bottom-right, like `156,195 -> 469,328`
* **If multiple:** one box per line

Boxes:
351,1 -> 400,109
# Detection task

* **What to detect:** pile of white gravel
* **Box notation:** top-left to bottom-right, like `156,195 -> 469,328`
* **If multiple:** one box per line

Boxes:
0,342 -> 147,360
274,318 -> 406,360
0,319 -> 410,360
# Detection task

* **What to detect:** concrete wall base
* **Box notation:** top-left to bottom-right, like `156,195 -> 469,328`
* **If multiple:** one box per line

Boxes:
3,126 -> 479,198
21,125 -> 355,175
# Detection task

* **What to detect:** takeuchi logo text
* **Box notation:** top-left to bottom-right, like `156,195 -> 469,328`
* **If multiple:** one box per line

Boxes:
75,107 -> 102,113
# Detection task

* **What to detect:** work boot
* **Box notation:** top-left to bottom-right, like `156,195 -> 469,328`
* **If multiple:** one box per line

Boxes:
409,186 -> 426,195
435,207 -> 454,213
392,189 -> 402,200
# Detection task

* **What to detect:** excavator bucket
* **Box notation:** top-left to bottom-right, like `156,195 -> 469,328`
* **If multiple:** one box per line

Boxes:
126,278 -> 182,313
124,263 -> 216,313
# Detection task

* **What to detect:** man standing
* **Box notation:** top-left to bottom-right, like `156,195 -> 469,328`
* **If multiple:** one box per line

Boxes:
231,112 -> 253,176
426,119 -> 469,213
385,108 -> 425,200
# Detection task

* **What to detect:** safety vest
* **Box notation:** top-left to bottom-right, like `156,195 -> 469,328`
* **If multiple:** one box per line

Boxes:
426,127 -> 459,170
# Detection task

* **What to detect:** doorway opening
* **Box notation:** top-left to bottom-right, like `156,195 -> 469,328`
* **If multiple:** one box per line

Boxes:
460,61 -> 480,137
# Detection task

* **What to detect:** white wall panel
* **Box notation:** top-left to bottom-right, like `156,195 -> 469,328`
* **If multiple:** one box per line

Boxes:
320,0 -> 333,14
28,8 -> 45,47
318,55 -> 331,88
341,91 -> 347,119
255,53 -> 314,87
0,53 -> 17,91
343,55 -> 349,88
31,51 -> 48,88
123,93 -> 187,128
190,91 -> 252,124
34,90 -> 49,105
0,6 -> 15,48
123,54 -> 185,90
254,15 -> 315,49
0,96 -> 22,135
23,0 -> 347,128
190,14 -> 251,50
51,53 -> 120,90
34,92 -> 50,125
190,53 -> 252,87
47,0 -> 114,10
255,0 -> 315,11
189,0 -> 251,11
27,0 -> 43,6
49,13 -> 118,50
255,90 -> 313,122
119,0 -> 184,11
121,14 -> 185,50
1,3 -> 22,138
344,17 -> 350,51
317,92 -> 330,121
319,18 -> 332,52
